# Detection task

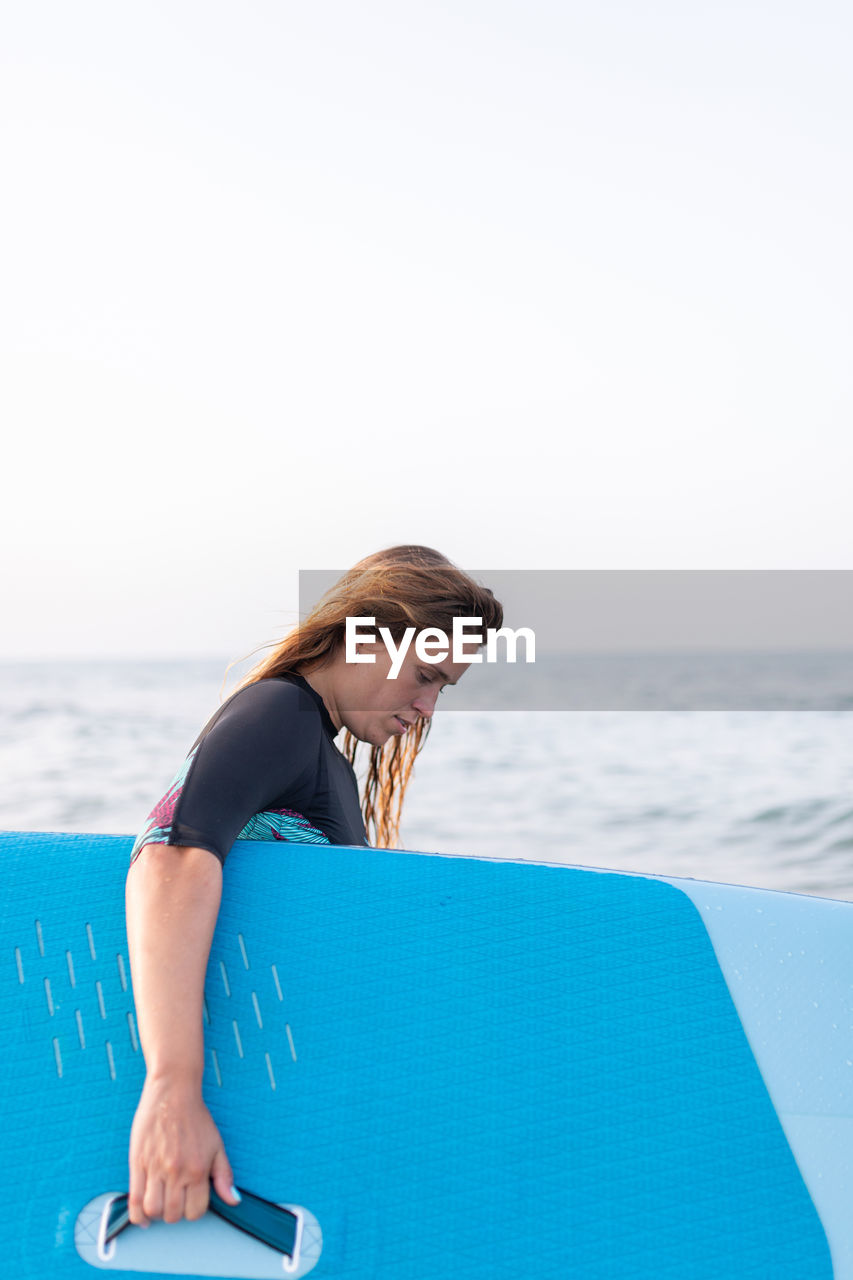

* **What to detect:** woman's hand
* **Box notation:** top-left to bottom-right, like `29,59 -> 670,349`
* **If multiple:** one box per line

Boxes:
128,1074 -> 238,1225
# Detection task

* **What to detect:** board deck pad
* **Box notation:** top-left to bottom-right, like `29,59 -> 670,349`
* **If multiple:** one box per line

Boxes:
0,831 -> 836,1278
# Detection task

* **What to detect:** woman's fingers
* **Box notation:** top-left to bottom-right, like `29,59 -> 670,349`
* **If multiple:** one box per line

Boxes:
185,1143 -> 237,1220
184,1173 -> 212,1222
133,1165 -> 208,1226
210,1147 -> 238,1206
127,1166 -> 150,1228
162,1177 -> 188,1225
141,1176 -> 166,1224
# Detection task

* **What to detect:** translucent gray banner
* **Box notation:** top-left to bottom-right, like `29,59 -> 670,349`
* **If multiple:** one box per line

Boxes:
298,570 -> 853,711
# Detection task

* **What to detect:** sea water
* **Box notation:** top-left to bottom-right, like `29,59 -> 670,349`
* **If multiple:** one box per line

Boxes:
1,657 -> 851,900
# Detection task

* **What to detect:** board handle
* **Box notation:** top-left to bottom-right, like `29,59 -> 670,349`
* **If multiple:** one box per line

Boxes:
100,1186 -> 303,1272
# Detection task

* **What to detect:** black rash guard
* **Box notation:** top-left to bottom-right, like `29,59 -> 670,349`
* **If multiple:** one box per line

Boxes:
130,674 -> 367,864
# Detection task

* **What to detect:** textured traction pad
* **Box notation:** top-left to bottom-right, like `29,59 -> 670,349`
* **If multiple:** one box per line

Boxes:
0,831 -> 833,1278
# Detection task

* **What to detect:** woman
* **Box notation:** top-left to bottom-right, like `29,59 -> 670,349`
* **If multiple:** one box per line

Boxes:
125,545 -> 502,1229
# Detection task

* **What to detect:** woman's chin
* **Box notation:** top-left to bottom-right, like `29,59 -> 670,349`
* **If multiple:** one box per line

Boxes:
351,718 -> 403,748
358,725 -> 393,748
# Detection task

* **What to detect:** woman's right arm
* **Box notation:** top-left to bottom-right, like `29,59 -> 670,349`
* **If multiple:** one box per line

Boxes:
125,844 -> 240,1225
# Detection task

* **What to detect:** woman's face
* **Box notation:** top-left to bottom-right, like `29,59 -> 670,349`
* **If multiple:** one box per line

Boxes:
330,637 -> 470,746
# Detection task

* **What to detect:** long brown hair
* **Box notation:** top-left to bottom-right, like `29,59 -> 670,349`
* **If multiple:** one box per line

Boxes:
235,546 -> 503,848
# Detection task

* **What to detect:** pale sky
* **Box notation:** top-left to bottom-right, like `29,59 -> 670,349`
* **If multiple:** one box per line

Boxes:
2,1 -> 851,658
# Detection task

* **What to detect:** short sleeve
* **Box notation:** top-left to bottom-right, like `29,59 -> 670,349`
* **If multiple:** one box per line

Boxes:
162,680 -> 325,863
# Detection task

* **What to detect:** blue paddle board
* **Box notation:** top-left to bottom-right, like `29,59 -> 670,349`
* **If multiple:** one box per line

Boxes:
1,830 -> 851,1277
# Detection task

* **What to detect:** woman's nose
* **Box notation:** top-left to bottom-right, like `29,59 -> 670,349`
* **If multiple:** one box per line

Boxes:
413,686 -> 440,719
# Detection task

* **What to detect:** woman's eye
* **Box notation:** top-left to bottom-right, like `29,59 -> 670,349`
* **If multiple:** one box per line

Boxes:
416,669 -> 449,691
